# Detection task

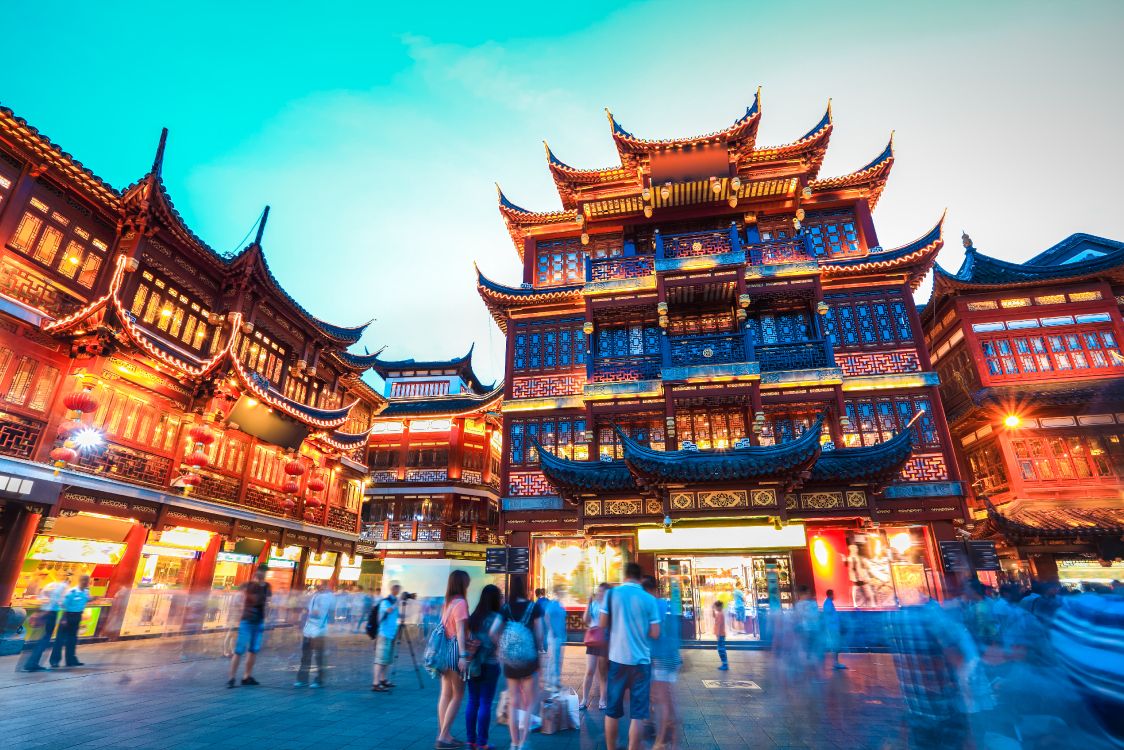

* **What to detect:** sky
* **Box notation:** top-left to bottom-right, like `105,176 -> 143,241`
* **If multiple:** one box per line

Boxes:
4,1 -> 1123,386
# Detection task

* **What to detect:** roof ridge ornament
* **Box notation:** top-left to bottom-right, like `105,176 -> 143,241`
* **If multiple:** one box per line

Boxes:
152,127 -> 169,176
254,205 -> 270,246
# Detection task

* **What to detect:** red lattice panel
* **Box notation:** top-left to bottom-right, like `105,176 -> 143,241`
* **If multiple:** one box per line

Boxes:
326,506 -> 358,532
839,350 -> 922,377
512,373 -> 586,399
898,454 -> 949,482
509,471 -> 555,497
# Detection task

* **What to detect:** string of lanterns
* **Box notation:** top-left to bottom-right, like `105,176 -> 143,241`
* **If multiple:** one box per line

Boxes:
178,420 -> 216,492
49,383 -> 100,472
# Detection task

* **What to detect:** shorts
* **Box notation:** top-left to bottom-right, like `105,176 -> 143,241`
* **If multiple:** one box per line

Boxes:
234,621 -> 265,655
374,634 -> 395,665
605,661 -> 651,720
652,667 -> 678,684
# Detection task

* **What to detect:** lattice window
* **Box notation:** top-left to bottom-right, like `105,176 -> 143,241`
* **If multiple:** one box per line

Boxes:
757,408 -> 819,447
7,196 -> 109,288
0,173 -> 12,210
675,407 -> 746,449
669,310 -> 736,336
86,384 -> 180,453
535,238 -> 584,286
390,381 -> 450,397
509,416 -> 588,466
979,327 -> 1120,379
1010,434 -> 1116,481
236,329 -> 287,385
803,210 -> 860,257
596,413 -> 664,459
131,270 -> 217,352
823,293 -> 913,349
513,318 -> 585,373
843,395 -> 939,449
407,445 -> 448,468
748,311 -> 812,345
0,411 -> 44,459
596,323 -> 660,358
966,441 -> 1009,495
250,444 -> 285,486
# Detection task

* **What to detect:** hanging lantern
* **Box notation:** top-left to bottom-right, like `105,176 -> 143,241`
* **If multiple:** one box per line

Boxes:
730,176 -> 742,192
795,208 -> 806,221
641,187 -> 651,201
303,510 -> 317,522
658,315 -> 669,329
56,419 -> 82,440
49,446 -> 77,466
660,183 -> 671,200
284,458 -> 306,477
643,205 -> 653,218
738,294 -> 751,309
710,177 -> 722,195
728,196 -> 738,209
63,389 -> 98,414
816,301 -> 830,316
281,497 -> 296,511
576,214 -> 585,227
188,424 -> 216,446
282,479 -> 301,495
185,450 -> 210,469
307,475 -> 326,493
657,302 -> 668,315
580,233 -> 589,246
582,321 -> 594,336
181,473 -> 202,488
736,309 -> 747,323
304,496 -> 323,509
793,218 -> 802,231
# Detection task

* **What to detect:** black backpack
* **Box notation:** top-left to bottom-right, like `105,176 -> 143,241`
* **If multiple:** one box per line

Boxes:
366,596 -> 394,640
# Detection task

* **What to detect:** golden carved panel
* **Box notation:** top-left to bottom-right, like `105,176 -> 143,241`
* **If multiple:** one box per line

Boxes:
846,490 -> 867,508
699,490 -> 747,509
605,500 -> 642,516
645,499 -> 663,515
751,489 -> 777,507
584,500 -> 601,517
671,492 -> 695,510
785,493 -> 798,510
800,492 -> 843,510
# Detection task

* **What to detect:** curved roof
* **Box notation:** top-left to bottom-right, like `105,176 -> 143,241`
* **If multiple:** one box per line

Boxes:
935,238 -> 1124,289
808,133 -> 894,209
370,344 -> 492,394
979,496 -> 1124,540
808,427 -> 914,484
609,90 -> 762,163
331,347 -> 387,372
230,355 -> 357,429
619,415 -> 824,485
476,267 -> 584,333
317,425 -> 376,451
535,441 -> 638,498
377,383 -> 504,418
741,101 -> 833,176
821,212 -> 945,291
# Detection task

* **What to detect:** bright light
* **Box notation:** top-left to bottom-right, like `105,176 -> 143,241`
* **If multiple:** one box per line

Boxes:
72,427 -> 104,450
1003,414 -> 1021,428
812,537 -> 830,567
245,398 -> 259,407
160,307 -> 173,317
889,531 -> 914,555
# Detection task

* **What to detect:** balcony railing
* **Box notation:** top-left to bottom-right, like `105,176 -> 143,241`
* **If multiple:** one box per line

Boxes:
756,339 -> 834,372
589,354 -> 662,383
747,239 -> 816,266
0,258 -> 86,318
587,255 -> 654,282
666,332 -> 750,367
657,228 -> 736,259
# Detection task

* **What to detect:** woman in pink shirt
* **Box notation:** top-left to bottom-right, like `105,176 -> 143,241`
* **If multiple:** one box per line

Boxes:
436,570 -> 471,749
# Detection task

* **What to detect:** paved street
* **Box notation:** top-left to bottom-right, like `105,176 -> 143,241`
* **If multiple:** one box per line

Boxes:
0,630 -> 1110,750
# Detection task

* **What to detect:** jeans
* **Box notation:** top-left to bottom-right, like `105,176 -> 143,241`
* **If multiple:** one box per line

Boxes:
50,611 -> 82,666
716,635 -> 728,664
297,636 -> 326,683
605,661 -> 652,720
465,662 -> 500,745
25,610 -> 58,669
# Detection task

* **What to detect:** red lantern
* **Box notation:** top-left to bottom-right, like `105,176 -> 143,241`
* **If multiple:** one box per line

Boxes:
185,450 -> 210,469
284,458 -> 305,477
304,496 -> 323,509
181,473 -> 202,487
188,424 -> 216,446
49,446 -> 77,465
281,497 -> 296,511
303,510 -> 317,522
307,475 -> 326,493
63,390 -> 98,414
56,419 -> 82,439
282,480 -> 300,495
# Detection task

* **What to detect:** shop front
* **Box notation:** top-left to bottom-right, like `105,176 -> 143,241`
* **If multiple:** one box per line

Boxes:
119,526 -> 214,637
806,524 -> 940,609
531,534 -> 634,632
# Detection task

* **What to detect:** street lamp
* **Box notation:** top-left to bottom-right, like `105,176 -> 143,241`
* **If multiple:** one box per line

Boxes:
1003,414 -> 1021,429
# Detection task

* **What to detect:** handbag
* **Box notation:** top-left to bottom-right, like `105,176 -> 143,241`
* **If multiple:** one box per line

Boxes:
584,590 -> 611,649
423,601 -> 461,676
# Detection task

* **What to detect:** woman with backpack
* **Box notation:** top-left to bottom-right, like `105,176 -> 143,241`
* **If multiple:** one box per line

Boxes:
464,584 -> 504,750
580,583 -> 611,710
435,570 -> 471,750
499,574 -> 544,750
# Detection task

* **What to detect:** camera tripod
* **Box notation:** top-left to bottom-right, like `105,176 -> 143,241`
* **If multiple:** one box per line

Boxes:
388,598 -> 425,689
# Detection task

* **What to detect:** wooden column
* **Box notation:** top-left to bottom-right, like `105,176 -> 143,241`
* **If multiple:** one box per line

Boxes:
0,506 -> 40,608
107,522 -> 149,598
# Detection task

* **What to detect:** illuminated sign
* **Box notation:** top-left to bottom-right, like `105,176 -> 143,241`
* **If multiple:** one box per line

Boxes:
141,544 -> 200,559
305,564 -> 334,580
216,552 -> 257,565
267,558 -> 297,569
154,527 -> 213,550
637,523 -> 807,552
27,536 -> 126,565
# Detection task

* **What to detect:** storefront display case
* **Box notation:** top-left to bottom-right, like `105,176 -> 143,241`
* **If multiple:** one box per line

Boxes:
808,525 -> 935,608
120,526 -> 213,636
532,536 -> 634,621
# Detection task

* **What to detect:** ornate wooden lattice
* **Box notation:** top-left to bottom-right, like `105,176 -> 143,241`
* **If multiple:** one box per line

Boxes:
589,256 -> 654,282
0,412 -> 44,459
757,341 -> 830,371
74,442 -> 173,489
669,333 -> 747,366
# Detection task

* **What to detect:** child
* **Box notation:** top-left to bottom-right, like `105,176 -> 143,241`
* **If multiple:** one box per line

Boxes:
713,600 -> 729,671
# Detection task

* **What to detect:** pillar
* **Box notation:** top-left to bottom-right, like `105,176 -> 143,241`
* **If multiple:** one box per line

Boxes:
107,523 -> 149,598
789,547 -> 814,597
0,506 -> 41,608
1029,554 -> 1059,583
191,533 -> 223,592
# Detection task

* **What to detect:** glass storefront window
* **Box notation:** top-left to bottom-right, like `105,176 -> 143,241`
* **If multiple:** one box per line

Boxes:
808,526 -> 933,608
533,537 -> 633,609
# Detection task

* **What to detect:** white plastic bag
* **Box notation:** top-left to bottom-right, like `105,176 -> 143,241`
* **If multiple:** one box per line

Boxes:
562,688 -> 580,727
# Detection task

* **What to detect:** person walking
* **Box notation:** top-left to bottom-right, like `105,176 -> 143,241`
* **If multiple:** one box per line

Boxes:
435,570 -> 471,750
793,586 -> 822,672
371,582 -> 401,692
465,584 -> 504,750
600,562 -> 661,750
713,600 -> 729,671
499,574 -> 544,750
49,574 -> 91,669
23,572 -> 69,672
535,586 -> 567,693
295,581 -> 335,688
227,565 -> 271,688
643,576 -> 682,750
822,589 -> 846,670
732,579 -> 747,634
580,583 -> 610,710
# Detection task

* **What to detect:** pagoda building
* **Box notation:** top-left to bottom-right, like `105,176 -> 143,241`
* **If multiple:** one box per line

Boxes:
478,93 -> 965,634
363,347 -> 504,598
923,232 -> 1124,588
0,106 -> 385,635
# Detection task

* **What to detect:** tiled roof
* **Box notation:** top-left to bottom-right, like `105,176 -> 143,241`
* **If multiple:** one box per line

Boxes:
808,427 -> 915,484
979,497 -> 1124,539
536,442 -> 638,496
377,385 -> 503,418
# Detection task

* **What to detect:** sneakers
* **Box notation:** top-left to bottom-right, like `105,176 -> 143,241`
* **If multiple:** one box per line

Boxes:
294,681 -> 308,688
833,662 -> 848,670
226,678 -> 236,688
23,665 -> 45,673
372,684 -> 389,692
241,676 -> 260,686
309,681 -> 322,688
718,663 -> 729,671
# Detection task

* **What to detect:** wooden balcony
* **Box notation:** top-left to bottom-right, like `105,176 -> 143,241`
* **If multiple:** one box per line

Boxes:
757,339 -> 835,372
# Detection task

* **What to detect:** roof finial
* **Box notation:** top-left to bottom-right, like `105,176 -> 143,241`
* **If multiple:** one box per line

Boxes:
152,127 -> 169,175
826,98 -> 833,122
254,206 -> 270,246
961,230 -> 973,250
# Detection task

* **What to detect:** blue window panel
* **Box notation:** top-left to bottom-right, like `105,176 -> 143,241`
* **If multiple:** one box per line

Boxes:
514,334 -> 527,370
891,300 -> 913,341
839,306 -> 858,345
544,331 -> 557,368
822,307 -> 839,346
526,423 -> 540,464
510,422 -> 524,464
855,303 -> 877,344
873,302 -> 895,343
529,333 -> 541,369
559,329 -> 571,367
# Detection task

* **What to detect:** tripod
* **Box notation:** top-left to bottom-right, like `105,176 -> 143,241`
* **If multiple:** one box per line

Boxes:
389,599 -> 425,689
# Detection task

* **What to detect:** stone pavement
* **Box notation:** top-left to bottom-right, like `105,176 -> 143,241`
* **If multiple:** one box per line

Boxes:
0,628 -> 1104,750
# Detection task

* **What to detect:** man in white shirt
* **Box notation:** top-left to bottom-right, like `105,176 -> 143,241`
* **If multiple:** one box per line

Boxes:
23,572 -> 70,672
371,582 -> 401,691
599,563 -> 661,750
294,581 -> 335,688
50,575 -> 91,668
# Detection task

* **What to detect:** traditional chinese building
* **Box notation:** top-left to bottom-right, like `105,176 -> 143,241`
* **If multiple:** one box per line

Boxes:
363,348 -> 504,598
923,232 -> 1124,587
0,106 -> 385,637
478,94 -> 965,635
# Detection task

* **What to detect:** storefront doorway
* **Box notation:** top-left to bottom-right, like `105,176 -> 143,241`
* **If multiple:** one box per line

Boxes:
656,553 -> 794,641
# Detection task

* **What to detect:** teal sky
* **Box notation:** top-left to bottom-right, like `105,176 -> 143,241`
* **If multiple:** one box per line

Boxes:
4,1 -> 1123,385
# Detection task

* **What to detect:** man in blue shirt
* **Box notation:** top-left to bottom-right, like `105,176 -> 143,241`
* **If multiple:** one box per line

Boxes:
536,586 -> 568,693
599,563 -> 660,750
371,582 -> 401,691
51,574 -> 91,668
23,572 -> 70,672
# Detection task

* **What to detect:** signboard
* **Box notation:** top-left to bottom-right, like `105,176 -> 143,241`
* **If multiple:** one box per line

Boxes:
485,546 -> 529,574
216,552 -> 257,565
966,541 -> 1001,572
938,541 -> 972,573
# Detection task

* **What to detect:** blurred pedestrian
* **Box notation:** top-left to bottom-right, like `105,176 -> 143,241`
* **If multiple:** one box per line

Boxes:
435,570 -> 471,750
644,576 -> 682,750
295,580 -> 335,688
822,589 -> 845,670
355,587 -> 375,633
601,562 -> 660,750
732,578 -> 746,634
49,574 -> 90,669
227,565 -> 271,688
465,584 -> 504,750
793,586 -> 822,672
712,599 -> 728,671
580,583 -> 610,711
499,574 -> 543,750
535,586 -> 567,693
23,572 -> 70,672
371,582 -> 401,692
